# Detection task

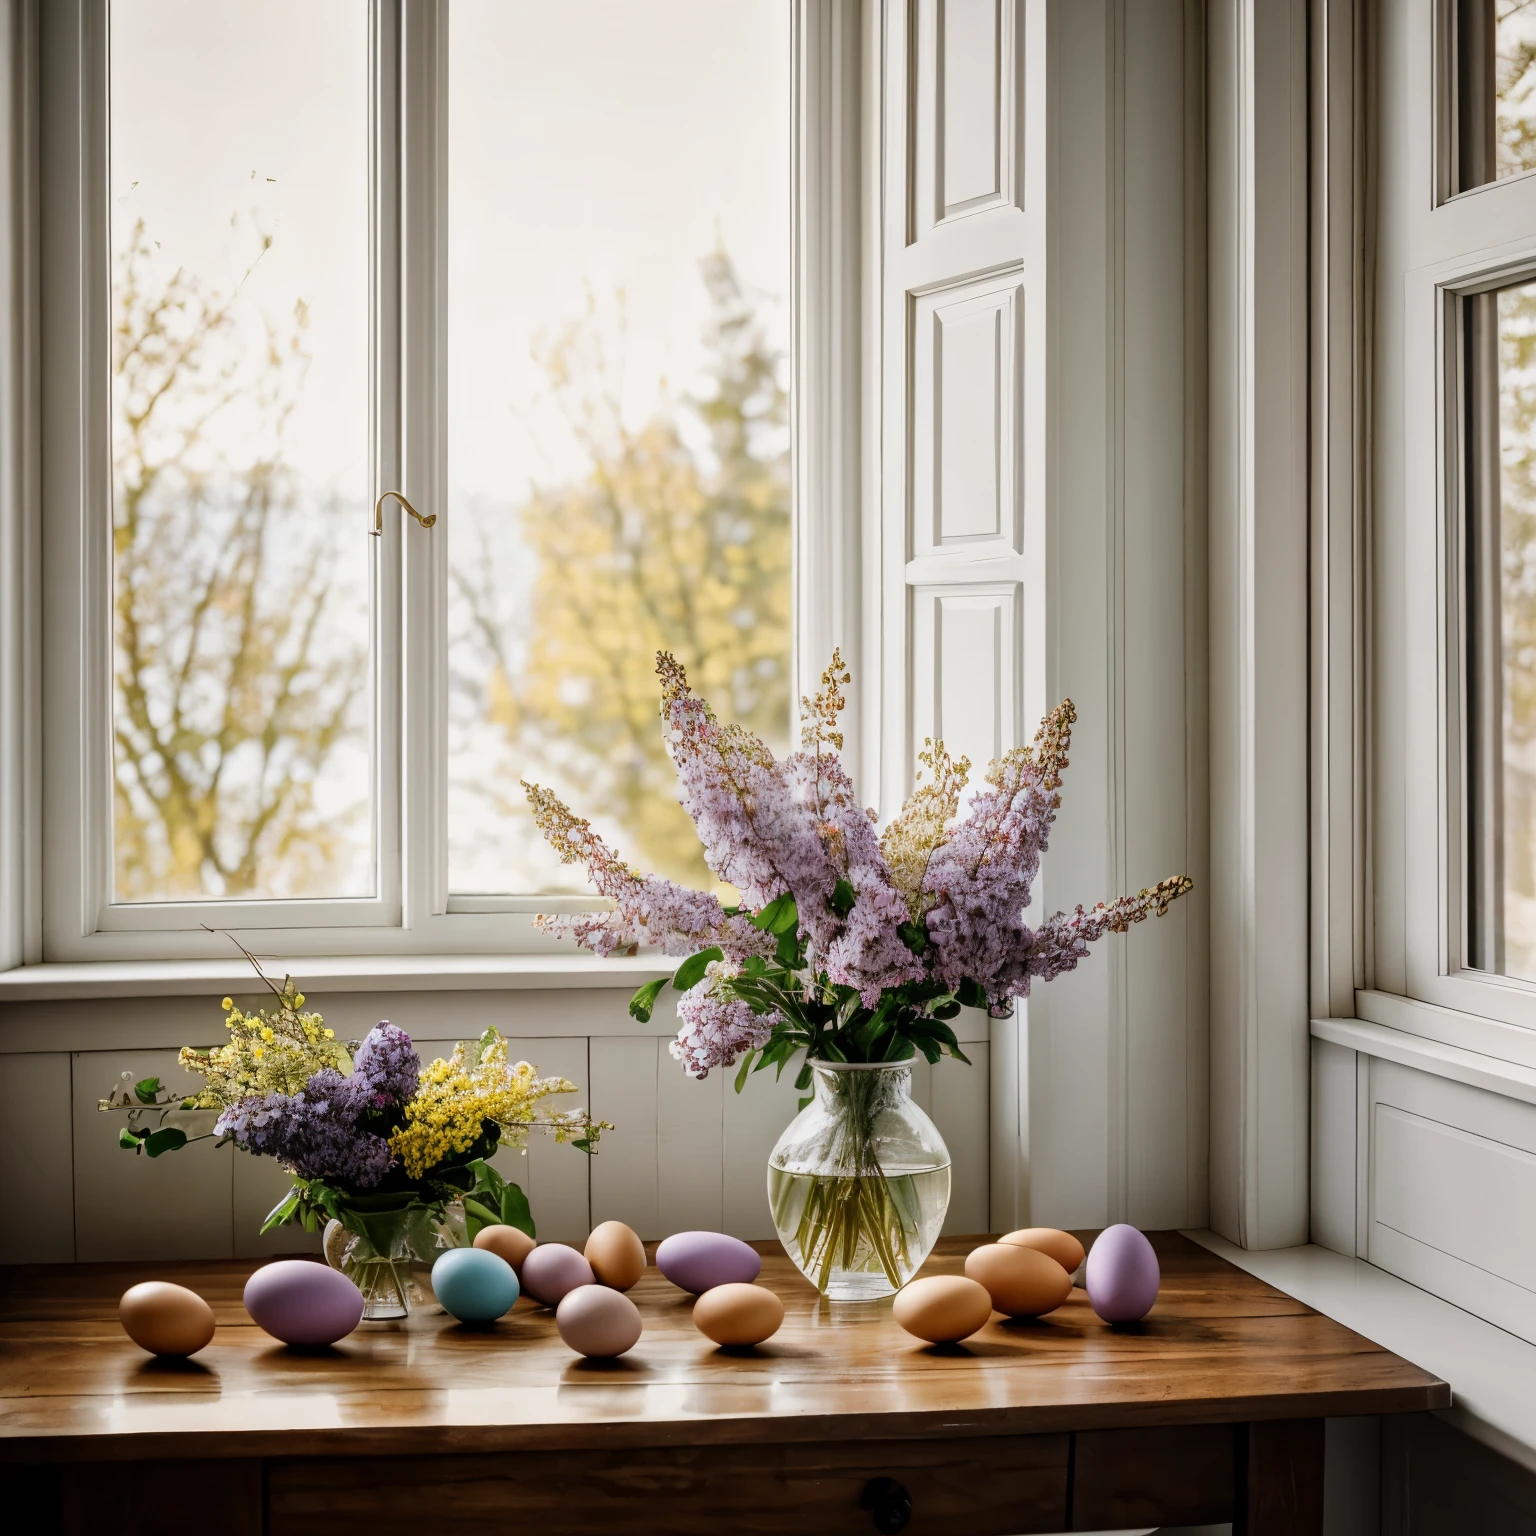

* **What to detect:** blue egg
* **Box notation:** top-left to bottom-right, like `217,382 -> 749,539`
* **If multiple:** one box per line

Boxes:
431,1246 -> 519,1323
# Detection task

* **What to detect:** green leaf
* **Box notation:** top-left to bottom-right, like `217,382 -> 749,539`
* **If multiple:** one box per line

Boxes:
830,879 -> 857,917
734,1050 -> 756,1095
956,977 -> 988,1010
896,921 -> 928,955
462,1197 -> 500,1229
753,892 -> 797,933
628,976 -> 669,1023
133,1076 -> 162,1105
794,1059 -> 814,1091
946,1043 -> 974,1066
260,1187 -> 303,1234
500,1183 -> 536,1239
118,1126 -> 143,1151
797,1095 -> 814,1113
931,999 -> 961,1020
142,1127 -> 188,1158
775,929 -> 803,969
742,954 -> 769,978
672,946 -> 723,993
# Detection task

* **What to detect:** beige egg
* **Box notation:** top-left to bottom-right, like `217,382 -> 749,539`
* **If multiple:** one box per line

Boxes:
473,1224 -> 536,1274
584,1220 -> 647,1292
692,1282 -> 785,1346
999,1226 -> 1086,1273
555,1284 -> 643,1358
964,1243 -> 1073,1318
119,1281 -> 216,1358
892,1275 -> 993,1343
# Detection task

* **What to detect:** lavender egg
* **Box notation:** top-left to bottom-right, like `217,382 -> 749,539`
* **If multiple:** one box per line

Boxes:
244,1259 -> 364,1346
655,1231 -> 762,1295
1084,1224 -> 1160,1323
520,1243 -> 595,1307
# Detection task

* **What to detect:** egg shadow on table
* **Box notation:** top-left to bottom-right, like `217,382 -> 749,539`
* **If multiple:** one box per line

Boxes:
561,1355 -> 653,1379
914,1340 -> 982,1358
131,1355 -> 217,1382
260,1341 -> 354,1363
708,1341 -> 817,1360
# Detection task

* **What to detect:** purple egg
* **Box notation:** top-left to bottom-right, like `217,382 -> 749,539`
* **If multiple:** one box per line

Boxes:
244,1259 -> 364,1346
1085,1224 -> 1160,1323
654,1231 -> 761,1295
520,1243 -> 595,1307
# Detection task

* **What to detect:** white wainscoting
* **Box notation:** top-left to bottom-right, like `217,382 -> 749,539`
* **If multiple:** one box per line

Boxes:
1310,1018 -> 1536,1348
1,990 -> 993,1264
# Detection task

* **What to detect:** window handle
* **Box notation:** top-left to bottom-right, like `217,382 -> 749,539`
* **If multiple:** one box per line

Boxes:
371,490 -> 437,536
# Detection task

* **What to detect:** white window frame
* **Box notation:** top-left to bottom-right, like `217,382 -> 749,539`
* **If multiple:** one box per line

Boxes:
23,0 -> 865,966
1370,0 -> 1536,1046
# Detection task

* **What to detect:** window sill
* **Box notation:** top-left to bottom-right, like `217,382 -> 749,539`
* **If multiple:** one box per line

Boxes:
1184,1229 -> 1536,1479
1311,1014 -> 1536,1107
0,952 -> 669,1003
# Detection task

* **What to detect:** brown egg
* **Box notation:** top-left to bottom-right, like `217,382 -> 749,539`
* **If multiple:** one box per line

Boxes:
892,1275 -> 994,1343
584,1220 -> 647,1291
473,1224 -> 536,1274
999,1226 -> 1086,1273
119,1281 -> 216,1357
692,1283 -> 785,1346
964,1243 -> 1073,1318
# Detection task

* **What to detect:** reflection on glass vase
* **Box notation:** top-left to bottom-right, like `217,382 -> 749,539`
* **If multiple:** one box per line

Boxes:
323,1198 -> 468,1320
767,1060 -> 951,1302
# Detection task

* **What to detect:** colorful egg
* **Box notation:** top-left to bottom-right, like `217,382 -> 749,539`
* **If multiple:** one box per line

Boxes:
432,1247 -> 520,1323
892,1275 -> 993,1343
655,1231 -> 761,1294
520,1243 -> 596,1306
964,1243 -> 1073,1318
244,1259 -> 364,1346
999,1227 -> 1086,1274
118,1281 -> 216,1358
692,1282 -> 785,1346
584,1220 -> 647,1291
556,1284 -> 643,1358
473,1224 -> 536,1274
1085,1224 -> 1160,1323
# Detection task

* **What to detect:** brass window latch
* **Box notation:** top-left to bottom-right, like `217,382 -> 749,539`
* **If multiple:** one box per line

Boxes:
371,490 -> 437,536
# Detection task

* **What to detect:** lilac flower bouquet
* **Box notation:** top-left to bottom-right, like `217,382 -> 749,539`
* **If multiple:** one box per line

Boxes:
527,651 -> 1191,1295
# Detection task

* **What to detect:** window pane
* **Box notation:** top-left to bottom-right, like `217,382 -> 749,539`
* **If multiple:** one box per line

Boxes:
1458,0 -> 1536,186
109,1 -> 373,902
1469,281 -> 1536,978
446,0 -> 792,896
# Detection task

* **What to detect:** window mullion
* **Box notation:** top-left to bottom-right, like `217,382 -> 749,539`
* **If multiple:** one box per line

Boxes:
398,0 -> 447,932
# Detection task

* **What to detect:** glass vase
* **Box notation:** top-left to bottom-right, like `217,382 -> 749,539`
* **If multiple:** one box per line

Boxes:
767,1060 -> 951,1302
323,1198 -> 468,1320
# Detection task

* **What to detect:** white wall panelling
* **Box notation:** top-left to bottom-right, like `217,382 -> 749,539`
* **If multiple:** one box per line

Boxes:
1017,0 -> 1207,1234
0,1052 -> 72,1263
2,997 -> 993,1261
1206,0 -> 1309,1249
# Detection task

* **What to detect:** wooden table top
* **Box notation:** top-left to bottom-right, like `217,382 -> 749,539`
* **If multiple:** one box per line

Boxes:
0,1232 -> 1448,1463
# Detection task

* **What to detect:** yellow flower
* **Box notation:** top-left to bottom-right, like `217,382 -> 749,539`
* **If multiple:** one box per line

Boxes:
295,993 -> 305,1006
221,997 -> 233,1010
324,1029 -> 334,1039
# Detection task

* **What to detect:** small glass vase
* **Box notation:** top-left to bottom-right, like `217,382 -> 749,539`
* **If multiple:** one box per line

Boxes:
323,1198 -> 467,1320
767,1060 -> 951,1302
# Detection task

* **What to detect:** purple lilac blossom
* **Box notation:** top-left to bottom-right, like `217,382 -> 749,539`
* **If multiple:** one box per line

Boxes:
658,653 -> 810,909
216,1067 -> 394,1189
669,969 -> 782,1079
353,1022 -> 421,1104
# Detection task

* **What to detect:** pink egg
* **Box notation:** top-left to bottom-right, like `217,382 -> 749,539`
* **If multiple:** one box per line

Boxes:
520,1243 -> 596,1307
556,1284 -> 643,1358
1084,1224 -> 1160,1323
244,1259 -> 364,1346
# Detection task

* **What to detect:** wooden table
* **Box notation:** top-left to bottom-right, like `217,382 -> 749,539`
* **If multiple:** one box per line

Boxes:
0,1232 -> 1447,1535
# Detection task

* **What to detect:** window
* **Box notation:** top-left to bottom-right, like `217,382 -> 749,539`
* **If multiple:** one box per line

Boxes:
40,1 -> 823,961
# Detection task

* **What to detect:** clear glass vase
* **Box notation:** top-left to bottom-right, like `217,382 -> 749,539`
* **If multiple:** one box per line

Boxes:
767,1060 -> 951,1301
323,1198 -> 468,1320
